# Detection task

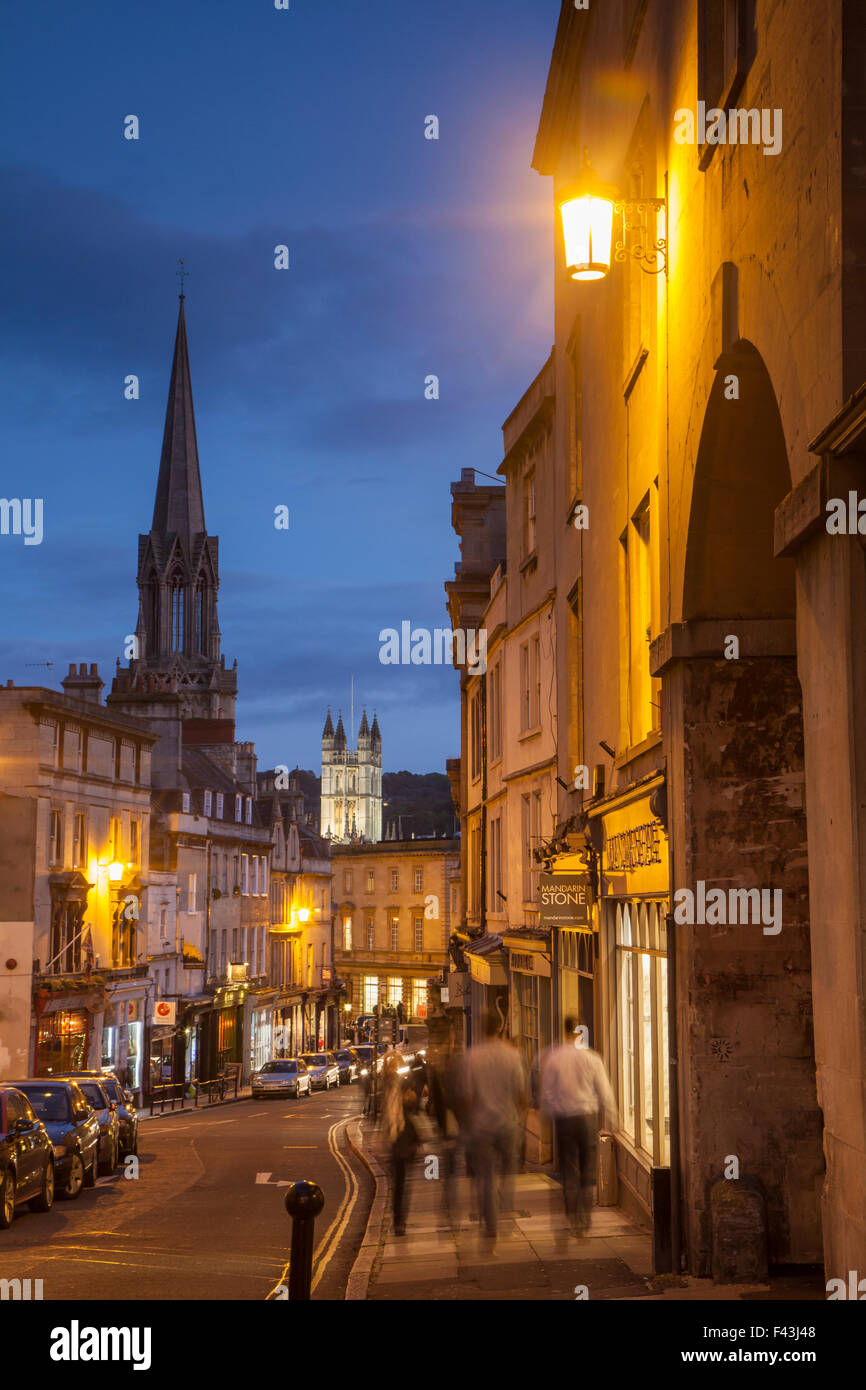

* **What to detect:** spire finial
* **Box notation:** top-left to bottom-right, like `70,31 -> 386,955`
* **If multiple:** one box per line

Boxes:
177,258 -> 189,300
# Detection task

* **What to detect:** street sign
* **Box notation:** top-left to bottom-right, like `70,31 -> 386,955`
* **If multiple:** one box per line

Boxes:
152,1000 -> 176,1025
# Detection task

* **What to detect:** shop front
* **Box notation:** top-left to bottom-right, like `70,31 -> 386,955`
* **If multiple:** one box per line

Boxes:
247,991 -> 278,1079
503,932 -> 553,1164
589,775 -> 671,1235
100,983 -> 148,1095
35,1001 -> 92,1075
463,936 -> 507,1045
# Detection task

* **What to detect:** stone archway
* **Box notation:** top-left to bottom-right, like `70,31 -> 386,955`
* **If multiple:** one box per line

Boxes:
653,340 -> 824,1276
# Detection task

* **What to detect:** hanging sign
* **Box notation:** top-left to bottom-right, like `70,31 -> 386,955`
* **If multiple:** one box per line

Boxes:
537,873 -> 593,926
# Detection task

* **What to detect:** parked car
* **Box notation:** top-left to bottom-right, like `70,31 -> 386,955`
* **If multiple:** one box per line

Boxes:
352,1044 -> 383,1076
299,1052 -> 340,1090
10,1080 -> 99,1200
333,1048 -> 359,1085
0,1086 -> 55,1228
251,1058 -> 312,1099
60,1077 -> 120,1174
63,1071 -> 138,1159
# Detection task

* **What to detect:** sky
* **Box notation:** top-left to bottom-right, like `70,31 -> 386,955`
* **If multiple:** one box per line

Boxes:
0,0 -> 557,775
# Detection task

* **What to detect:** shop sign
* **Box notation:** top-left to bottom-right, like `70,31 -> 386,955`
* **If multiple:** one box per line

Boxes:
321,966 -> 333,984
467,954 -> 507,987
538,874 -> 592,926
152,1000 -> 176,1026
601,790 -> 669,896
509,951 -> 551,978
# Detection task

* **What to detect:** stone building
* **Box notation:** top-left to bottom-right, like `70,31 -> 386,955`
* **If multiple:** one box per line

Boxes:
0,669 -> 158,1092
108,294 -> 273,1090
507,0 -> 866,1278
320,709 -> 382,843
332,839 -> 459,1025
445,359 -> 563,1162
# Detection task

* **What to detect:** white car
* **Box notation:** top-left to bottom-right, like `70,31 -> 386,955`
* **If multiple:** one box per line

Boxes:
299,1053 -> 340,1090
251,1058 -> 312,1099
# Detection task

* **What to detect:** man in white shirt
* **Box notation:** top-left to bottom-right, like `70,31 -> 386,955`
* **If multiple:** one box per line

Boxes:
540,1016 -> 616,1235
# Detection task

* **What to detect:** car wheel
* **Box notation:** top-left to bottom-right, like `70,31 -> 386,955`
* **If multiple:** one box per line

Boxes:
0,1169 -> 16,1228
30,1158 -> 55,1213
61,1152 -> 85,1201
83,1149 -> 97,1189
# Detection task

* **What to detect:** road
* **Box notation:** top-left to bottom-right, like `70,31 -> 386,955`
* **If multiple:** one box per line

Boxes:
0,1082 -> 373,1301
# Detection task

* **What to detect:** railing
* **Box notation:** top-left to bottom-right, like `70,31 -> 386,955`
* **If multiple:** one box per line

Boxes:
149,1065 -> 241,1115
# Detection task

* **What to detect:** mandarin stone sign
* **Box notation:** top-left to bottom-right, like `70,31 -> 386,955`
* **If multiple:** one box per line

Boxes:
538,873 -> 592,926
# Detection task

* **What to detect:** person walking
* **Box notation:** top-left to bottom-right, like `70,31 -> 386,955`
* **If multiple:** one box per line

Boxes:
462,1011 -> 528,1252
539,1016 -> 616,1236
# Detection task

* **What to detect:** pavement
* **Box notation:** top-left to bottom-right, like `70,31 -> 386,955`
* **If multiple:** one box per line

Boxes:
348,1121 -> 826,1303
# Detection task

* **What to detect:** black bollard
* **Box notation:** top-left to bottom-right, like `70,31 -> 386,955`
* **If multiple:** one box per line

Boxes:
284,1180 -> 325,1300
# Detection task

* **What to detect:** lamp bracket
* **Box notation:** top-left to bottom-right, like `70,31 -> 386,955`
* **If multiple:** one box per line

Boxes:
613,198 -> 667,275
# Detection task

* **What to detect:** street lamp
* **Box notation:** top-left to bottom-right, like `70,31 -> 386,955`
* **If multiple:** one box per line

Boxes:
108,861 -> 124,883
297,908 -> 310,923
558,150 -> 667,280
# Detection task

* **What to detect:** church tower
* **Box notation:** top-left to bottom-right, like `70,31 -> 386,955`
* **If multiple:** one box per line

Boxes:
109,295 -> 238,771
320,707 -> 382,842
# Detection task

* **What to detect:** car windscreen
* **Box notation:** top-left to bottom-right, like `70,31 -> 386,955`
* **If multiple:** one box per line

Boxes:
76,1083 -> 105,1108
260,1061 -> 297,1074
100,1080 -> 122,1103
17,1087 -> 70,1121
335,1052 -> 353,1061
301,1055 -> 327,1066
353,1047 -> 373,1058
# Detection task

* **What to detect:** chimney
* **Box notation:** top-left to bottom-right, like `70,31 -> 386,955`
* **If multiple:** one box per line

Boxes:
61,662 -> 104,704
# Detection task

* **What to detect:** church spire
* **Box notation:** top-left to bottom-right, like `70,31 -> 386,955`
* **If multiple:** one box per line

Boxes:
151,296 -> 206,548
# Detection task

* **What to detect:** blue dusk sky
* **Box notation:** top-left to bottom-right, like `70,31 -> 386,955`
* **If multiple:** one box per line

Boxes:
0,0 -> 556,775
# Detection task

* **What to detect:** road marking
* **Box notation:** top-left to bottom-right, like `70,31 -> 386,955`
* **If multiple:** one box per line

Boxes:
204,1118 -> 239,1126
267,1119 -> 359,1298
282,1145 -> 318,1149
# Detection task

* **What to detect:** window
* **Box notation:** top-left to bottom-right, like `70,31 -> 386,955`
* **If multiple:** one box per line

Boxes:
615,900 -> 670,1165
241,854 -> 250,895
159,904 -> 168,937
344,869 -> 353,893
621,493 -> 657,749
413,915 -> 423,952
204,790 -> 212,817
523,469 -> 536,556
220,930 -> 227,973
698,0 -> 754,125
216,792 -> 224,818
362,975 -> 379,1014
367,870 -> 375,893
187,873 -> 197,913
390,916 -> 399,952
390,869 -> 398,892
521,795 -> 533,903
222,854 -> 229,894
171,578 -> 185,652
48,809 -> 62,867
260,859 -> 268,896
181,792 -> 191,813
413,868 -> 423,893
245,797 -> 253,825
108,817 -> 120,860
450,883 -> 458,916
489,816 -> 502,913
307,945 -> 313,987
72,812 -> 86,870
387,976 -> 403,1006
251,857 -> 259,896
366,917 -> 375,950
410,979 -> 427,1017
343,917 -> 353,951
520,637 -> 541,732
235,794 -> 242,822
470,690 -> 483,779
129,818 -> 140,864
489,661 -> 502,762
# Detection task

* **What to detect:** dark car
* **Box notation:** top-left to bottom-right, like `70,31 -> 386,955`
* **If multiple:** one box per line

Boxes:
63,1071 -> 138,1158
10,1080 -> 100,1200
352,1044 -> 383,1076
0,1086 -> 55,1228
60,1077 -> 120,1174
333,1049 -> 359,1085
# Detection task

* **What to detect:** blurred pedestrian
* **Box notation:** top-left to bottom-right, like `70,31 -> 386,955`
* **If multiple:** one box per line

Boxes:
462,1011 -> 528,1251
540,1016 -> 616,1236
426,1032 -> 466,1226
387,1086 -> 422,1236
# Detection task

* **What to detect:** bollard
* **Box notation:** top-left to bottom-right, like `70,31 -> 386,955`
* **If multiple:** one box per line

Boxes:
284,1180 -> 325,1300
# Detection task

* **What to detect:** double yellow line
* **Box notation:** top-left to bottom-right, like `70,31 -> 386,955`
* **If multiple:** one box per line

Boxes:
267,1116 -> 359,1299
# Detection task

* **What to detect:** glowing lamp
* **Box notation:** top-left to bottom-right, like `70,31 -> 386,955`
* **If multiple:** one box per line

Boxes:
558,158 -> 618,282
297,908 -> 310,923
108,861 -> 124,882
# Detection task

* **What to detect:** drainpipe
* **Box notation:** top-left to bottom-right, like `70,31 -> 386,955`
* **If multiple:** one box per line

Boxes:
479,669 -> 488,935
666,906 -> 682,1274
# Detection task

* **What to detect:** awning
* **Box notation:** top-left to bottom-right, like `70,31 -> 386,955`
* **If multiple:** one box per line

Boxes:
467,953 -> 508,987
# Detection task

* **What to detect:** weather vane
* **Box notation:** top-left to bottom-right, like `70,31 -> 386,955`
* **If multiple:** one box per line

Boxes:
177,258 -> 189,298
